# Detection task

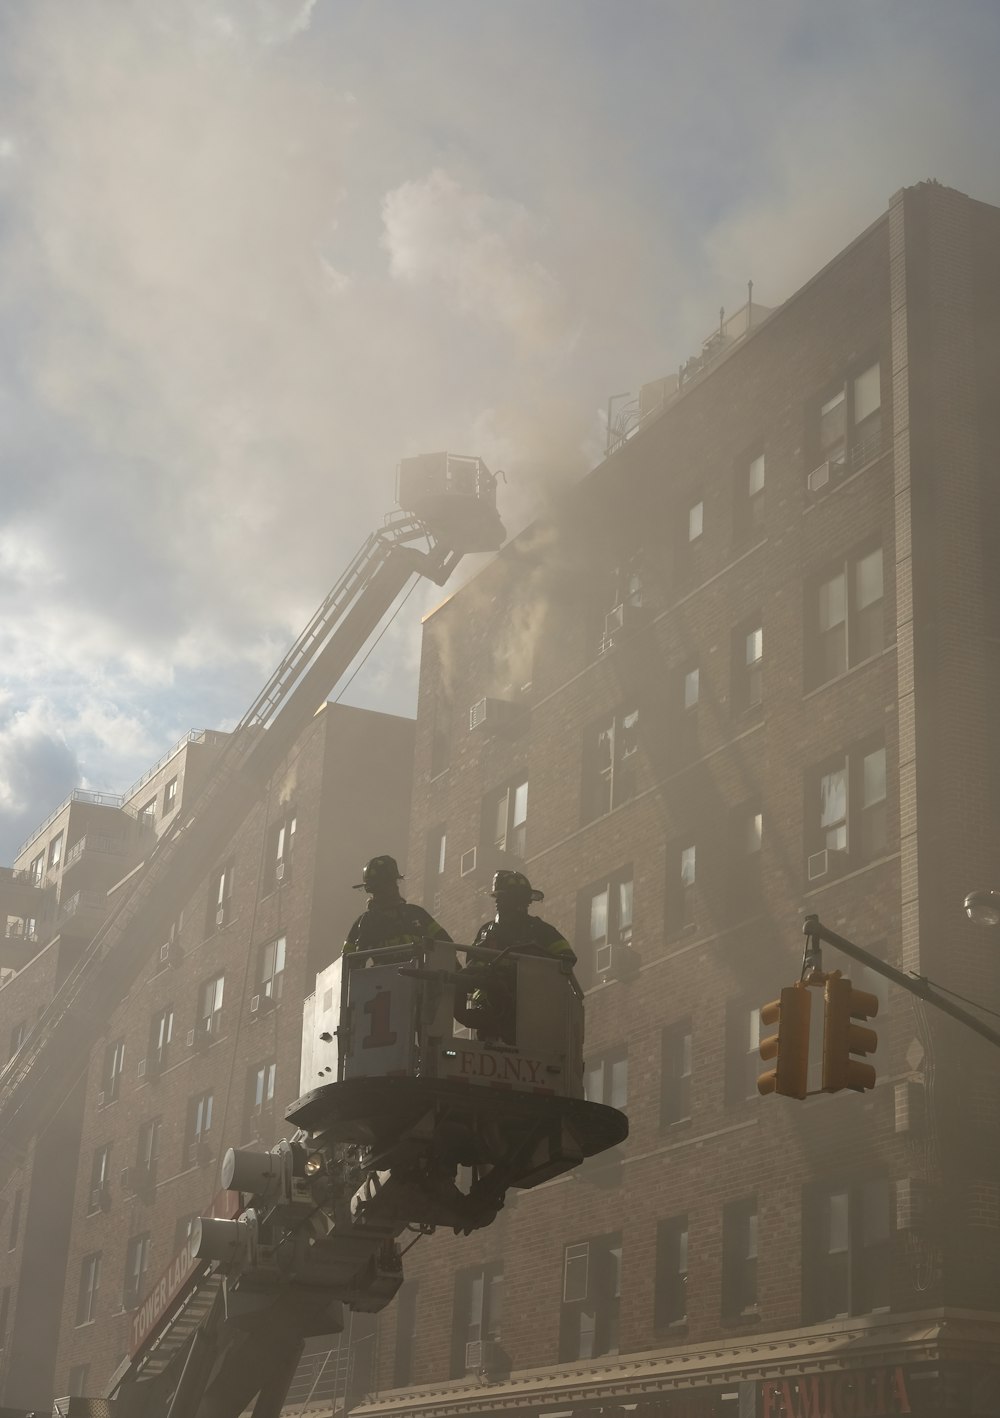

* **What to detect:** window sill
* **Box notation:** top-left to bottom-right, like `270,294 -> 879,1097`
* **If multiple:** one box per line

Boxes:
660,1117 -> 693,1134
721,1307 -> 761,1327
803,850 -> 899,898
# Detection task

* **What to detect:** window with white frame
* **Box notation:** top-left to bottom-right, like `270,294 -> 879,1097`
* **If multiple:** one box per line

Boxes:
815,361 -> 882,472
209,862 -> 234,931
451,1264 -> 503,1377
579,869 -> 633,985
101,1039 -> 126,1104
735,450 -> 765,536
732,619 -> 763,714
88,1143 -> 113,1213
804,1179 -> 890,1322
268,813 -> 296,888
48,832 -> 64,869
807,739 -> 887,878
810,544 -> 885,687
29,852 -> 44,886
149,1005 -> 174,1070
725,1002 -> 762,1106
485,775 -> 529,859
76,1252 -> 101,1326
123,1233 -> 151,1311
197,974 -> 225,1037
184,1091 -> 214,1165
164,776 -> 178,812
728,802 -> 763,915
136,1117 -> 160,1173
424,824 -> 447,906
666,841 -> 697,937
559,1234 -> 621,1361
584,1048 -> 628,1111
258,937 -> 285,1003
249,1060 -> 276,1116
582,708 -> 639,822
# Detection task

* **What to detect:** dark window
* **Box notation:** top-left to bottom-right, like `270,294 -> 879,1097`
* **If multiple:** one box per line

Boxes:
164,776 -> 178,812
661,1020 -> 692,1127
584,1049 -> 628,1110
268,812 -> 296,888
577,869 -> 633,987
101,1038 -> 126,1104
806,738 -> 887,881
67,1363 -> 90,1395
136,1117 -> 160,1172
582,708 -> 640,823
393,1281 -> 419,1387
48,832 -> 64,869
734,451 -> 765,538
666,840 -> 697,937
258,937 -> 285,1003
88,1144 -> 113,1213
559,1234 -> 621,1361
209,862 -> 234,932
76,1252 -> 101,1326
123,1232 -> 151,1311
138,798 -> 156,827
451,1264 -> 503,1376
809,544 -> 884,687
732,619 -> 763,714
654,1217 -> 688,1329
245,1060 -> 277,1141
484,775 -> 529,859
725,1002 -> 762,1107
728,802 -> 762,916
813,361 -> 882,474
722,1198 -> 758,1317
598,558 -> 645,652
29,851 -> 44,886
149,1005 -> 174,1071
424,824 -> 447,908
803,1180 -> 890,1322
184,1091 -> 214,1167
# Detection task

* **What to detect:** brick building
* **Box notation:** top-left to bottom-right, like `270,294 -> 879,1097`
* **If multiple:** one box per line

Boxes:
0,700 -> 414,1409
352,183 -> 1000,1418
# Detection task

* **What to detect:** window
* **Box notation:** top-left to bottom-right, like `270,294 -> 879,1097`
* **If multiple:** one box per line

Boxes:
803,1180 -> 890,1321
174,1213 -> 200,1253
661,1020 -> 692,1127
164,776 -> 178,812
579,869 -> 633,986
809,545 -> 884,686
76,1252 -> 102,1326
29,852 -> 44,886
424,825 -> 447,907
209,863 -> 234,931
269,813 -> 296,888
728,803 -> 763,916
136,1117 -> 161,1172
735,451 -> 765,537
123,1232 -> 151,1311
258,937 -> 285,1004
431,697 -> 452,778
722,1198 -> 758,1317
184,1091 -> 214,1166
666,841 -> 697,937
88,1144 -> 113,1213
246,1059 -> 277,1134
485,775 -> 529,859
815,361 -> 882,472
67,1363 -> 90,1396
451,1264 -> 503,1376
732,619 -> 763,714
48,832 -> 64,869
584,1049 -> 628,1110
725,1002 -> 761,1106
393,1282 -> 419,1387
806,738 -> 887,878
197,973 -> 225,1037
139,798 -> 156,827
654,1217 -> 688,1329
683,664 -> 700,710
582,707 -> 639,822
101,1038 -> 126,1104
8,1189 -> 22,1250
149,1005 -> 174,1070
559,1234 -> 621,1361
598,558 -> 644,650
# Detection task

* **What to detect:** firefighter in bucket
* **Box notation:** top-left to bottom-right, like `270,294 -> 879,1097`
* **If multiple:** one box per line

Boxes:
456,870 -> 575,1043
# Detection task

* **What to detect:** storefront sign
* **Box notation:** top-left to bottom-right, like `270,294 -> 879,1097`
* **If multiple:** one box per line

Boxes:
760,1367 -> 912,1418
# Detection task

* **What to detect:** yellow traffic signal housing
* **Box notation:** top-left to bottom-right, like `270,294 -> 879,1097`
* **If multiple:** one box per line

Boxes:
822,973 -> 879,1093
757,983 -> 811,1100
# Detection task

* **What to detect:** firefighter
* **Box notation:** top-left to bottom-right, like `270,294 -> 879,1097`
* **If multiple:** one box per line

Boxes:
456,871 -> 574,1040
343,855 -> 452,955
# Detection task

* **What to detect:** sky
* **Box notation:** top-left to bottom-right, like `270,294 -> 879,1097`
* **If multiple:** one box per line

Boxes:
0,0 -> 999,862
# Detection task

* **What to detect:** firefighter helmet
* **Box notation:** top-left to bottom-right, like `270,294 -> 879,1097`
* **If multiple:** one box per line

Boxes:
491,869 -> 543,905
354,855 -> 404,891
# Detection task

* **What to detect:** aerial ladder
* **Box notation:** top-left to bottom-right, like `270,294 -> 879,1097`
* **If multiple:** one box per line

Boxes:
0,453 -> 503,1185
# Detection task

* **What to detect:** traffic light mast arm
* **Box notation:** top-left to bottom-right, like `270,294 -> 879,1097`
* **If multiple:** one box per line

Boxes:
803,913 -> 1000,1053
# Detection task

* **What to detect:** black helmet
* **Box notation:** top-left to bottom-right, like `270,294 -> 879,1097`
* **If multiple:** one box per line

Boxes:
354,855 -> 403,891
491,869 -> 543,906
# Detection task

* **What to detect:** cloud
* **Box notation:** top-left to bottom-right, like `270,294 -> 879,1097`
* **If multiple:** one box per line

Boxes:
381,169 -> 575,351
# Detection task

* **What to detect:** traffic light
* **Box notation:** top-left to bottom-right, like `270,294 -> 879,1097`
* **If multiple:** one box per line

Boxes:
821,972 -> 879,1093
757,983 -> 811,1100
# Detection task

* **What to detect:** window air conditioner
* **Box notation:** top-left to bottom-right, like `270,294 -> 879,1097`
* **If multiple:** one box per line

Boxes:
807,461 -> 831,493
275,860 -> 285,882
136,1058 -> 146,1079
469,698 -> 514,733
465,1340 -> 484,1371
96,1091 -> 106,1109
605,605 -> 626,636
807,849 -> 829,882
460,847 -> 477,877
159,939 -> 181,966
595,940 -> 640,983
250,994 -> 260,1014
215,906 -> 227,927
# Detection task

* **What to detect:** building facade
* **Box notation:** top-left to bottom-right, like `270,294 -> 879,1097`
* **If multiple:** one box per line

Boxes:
355,184 -> 1000,1418
0,701 -> 414,1410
